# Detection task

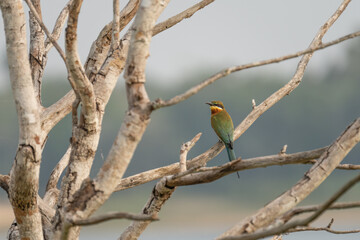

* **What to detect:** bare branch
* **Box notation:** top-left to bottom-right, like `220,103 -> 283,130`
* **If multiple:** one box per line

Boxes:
39,6 -> 360,148
222,173 -> 360,240
41,0 -> 141,136
94,0 -> 170,192
288,226 -> 360,235
25,0 -> 73,108
251,99 -> 256,109
45,146 -> 71,193
115,147 -> 327,191
115,144 -> 356,191
59,0 -> 99,202
3,0 -> 358,239
152,0 -> 215,36
69,212 -> 158,226
48,10 -> 137,237
281,201 -> 360,223
50,3 -> 169,238
0,174 -> 10,194
24,0 -> 66,62
111,0 -> 121,50
41,91 -> 75,136
209,7 -> 357,234
120,130 -> 201,239
118,0 -> 141,29
119,178 -> 175,240
86,0 -> 140,79
66,0 -> 97,126
120,28 -> 360,191
89,0 -> 170,207
305,160 -> 360,170
52,1 -> 103,239
152,30 -> 360,110
180,133 -> 202,172
327,218 -> 335,228
44,0 -> 74,53
28,0 -> 45,104
1,0 -> 44,238
297,174 -> 360,227
219,115 -> 360,238
279,145 -> 287,155
123,0 -> 172,83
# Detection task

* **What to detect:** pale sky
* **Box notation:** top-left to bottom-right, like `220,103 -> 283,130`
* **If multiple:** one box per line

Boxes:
1,0 -> 360,90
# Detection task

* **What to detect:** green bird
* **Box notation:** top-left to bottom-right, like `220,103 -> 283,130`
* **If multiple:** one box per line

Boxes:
206,100 -> 240,178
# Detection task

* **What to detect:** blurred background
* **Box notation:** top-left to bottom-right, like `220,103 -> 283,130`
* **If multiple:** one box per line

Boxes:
0,0 -> 360,239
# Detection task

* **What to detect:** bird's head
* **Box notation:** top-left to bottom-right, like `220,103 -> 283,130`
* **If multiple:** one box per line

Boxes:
206,100 -> 225,115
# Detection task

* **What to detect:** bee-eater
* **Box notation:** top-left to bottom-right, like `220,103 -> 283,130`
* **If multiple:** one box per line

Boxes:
206,100 -> 240,178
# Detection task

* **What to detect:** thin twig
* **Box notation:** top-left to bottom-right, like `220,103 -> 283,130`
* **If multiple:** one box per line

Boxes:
44,0 -> 74,53
0,174 -> 10,194
251,99 -> 256,109
152,30 -> 360,110
170,166 -> 202,180
327,218 -> 335,229
111,0 -> 121,50
24,0 -> 66,62
281,201 -> 360,223
299,175 -> 360,226
288,226 -> 360,234
306,159 -> 360,169
69,212 -> 158,226
45,146 -> 71,193
180,133 -> 202,172
152,0 -> 215,36
279,145 -> 287,155
222,173 -> 360,240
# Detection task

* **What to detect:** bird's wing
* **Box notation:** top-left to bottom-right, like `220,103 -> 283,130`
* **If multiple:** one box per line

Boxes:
211,113 -> 234,145
227,134 -> 234,149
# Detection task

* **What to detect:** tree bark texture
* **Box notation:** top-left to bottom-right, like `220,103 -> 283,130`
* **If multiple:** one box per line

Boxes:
1,0 -> 43,239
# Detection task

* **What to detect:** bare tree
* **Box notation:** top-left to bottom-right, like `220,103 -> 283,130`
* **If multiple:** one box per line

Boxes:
0,0 -> 359,240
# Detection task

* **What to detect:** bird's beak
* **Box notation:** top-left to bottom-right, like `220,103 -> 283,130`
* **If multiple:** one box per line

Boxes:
206,102 -> 212,106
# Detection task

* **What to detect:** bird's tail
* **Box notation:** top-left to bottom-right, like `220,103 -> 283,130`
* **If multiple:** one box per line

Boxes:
225,145 -> 240,179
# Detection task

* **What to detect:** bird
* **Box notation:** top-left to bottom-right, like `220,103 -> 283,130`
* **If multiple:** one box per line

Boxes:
206,100 -> 240,178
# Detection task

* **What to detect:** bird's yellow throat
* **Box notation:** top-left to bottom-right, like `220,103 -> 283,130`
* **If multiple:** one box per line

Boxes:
210,106 -> 223,115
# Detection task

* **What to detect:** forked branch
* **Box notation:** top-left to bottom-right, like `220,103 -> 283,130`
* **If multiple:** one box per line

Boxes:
120,132 -> 201,240
218,116 -> 360,239
24,0 -> 66,62
221,173 -> 360,240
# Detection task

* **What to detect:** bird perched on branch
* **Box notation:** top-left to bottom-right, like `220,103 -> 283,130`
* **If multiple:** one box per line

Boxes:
206,100 -> 240,178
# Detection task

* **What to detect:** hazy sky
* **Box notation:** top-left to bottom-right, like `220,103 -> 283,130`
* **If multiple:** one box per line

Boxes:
0,0 -> 359,89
